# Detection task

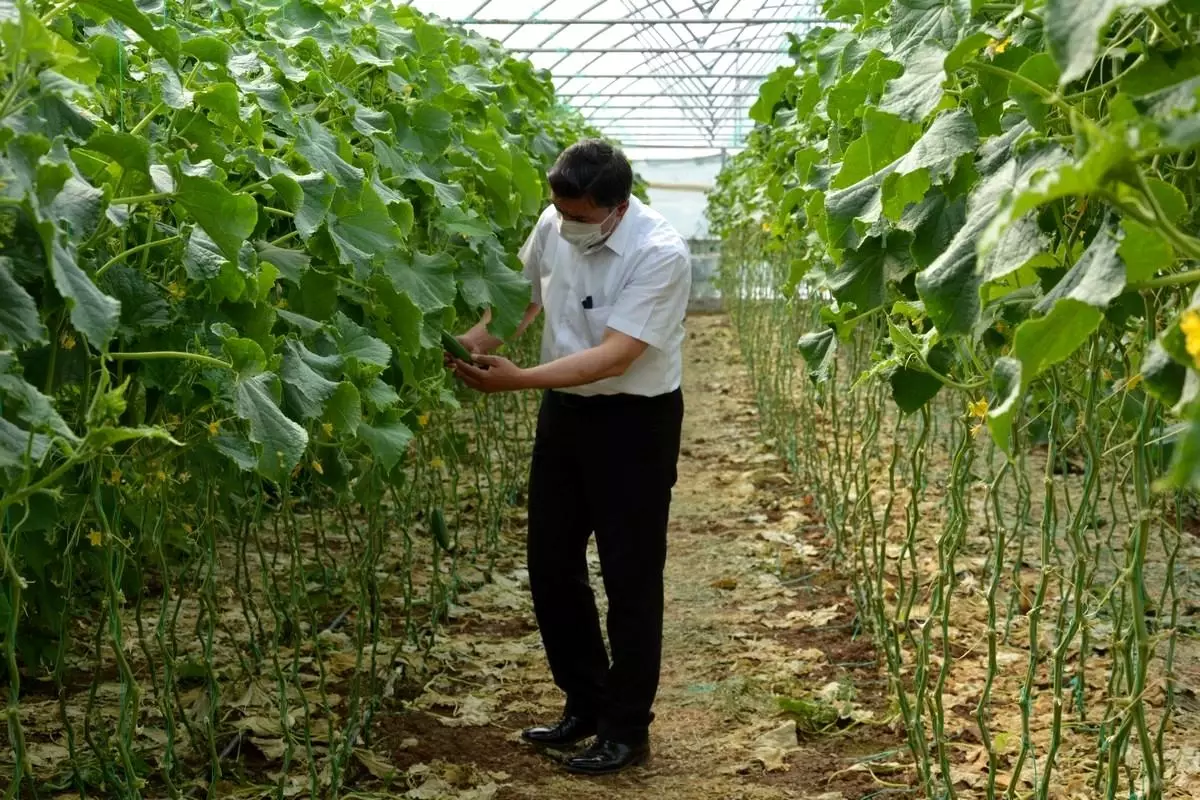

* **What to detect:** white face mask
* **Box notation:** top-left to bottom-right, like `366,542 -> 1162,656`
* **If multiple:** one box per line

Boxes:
556,207 -> 618,252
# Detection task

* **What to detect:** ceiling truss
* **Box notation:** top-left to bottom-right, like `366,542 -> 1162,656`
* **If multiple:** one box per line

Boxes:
404,0 -> 828,153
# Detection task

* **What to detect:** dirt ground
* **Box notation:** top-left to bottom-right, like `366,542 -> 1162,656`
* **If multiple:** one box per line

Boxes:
369,315 -> 910,800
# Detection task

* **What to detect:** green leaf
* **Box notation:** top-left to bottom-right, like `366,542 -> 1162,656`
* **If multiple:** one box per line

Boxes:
375,146 -> 466,208
85,130 -> 151,176
881,109 -> 977,219
1166,400 -> 1200,489
212,434 -> 258,472
256,242 -> 311,285
324,381 -> 362,436
79,0 -> 182,66
889,365 -> 944,412
295,118 -> 365,192
177,173 -> 259,262
797,327 -> 837,383
828,235 -> 915,312
879,44 -> 948,124
983,129 -> 1129,254
183,227 -> 227,280
0,373 -> 77,441
47,238 -> 120,347
1142,342 -> 1186,407
224,336 -> 268,376
233,372 -> 308,479
458,248 -> 532,338
0,257 -> 46,346
437,205 -> 493,238
268,169 -> 334,240
986,356 -> 1022,452
181,35 -> 230,65
328,185 -> 404,276
1037,223 -> 1127,313
889,0 -> 971,53
1011,53 -> 1062,131
1014,298 -> 1104,382
370,274 -> 424,354
0,418 -> 51,468
362,377 -> 400,410
281,339 -> 338,419
1046,0 -> 1170,85
916,138 -> 1064,335
751,65 -> 798,124
832,110 -> 921,189
1119,178 -> 1187,283
332,312 -> 391,369
357,420 -> 413,470
383,250 -> 457,312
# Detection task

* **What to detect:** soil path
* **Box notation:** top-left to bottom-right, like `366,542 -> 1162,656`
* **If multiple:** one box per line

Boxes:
374,315 -> 909,800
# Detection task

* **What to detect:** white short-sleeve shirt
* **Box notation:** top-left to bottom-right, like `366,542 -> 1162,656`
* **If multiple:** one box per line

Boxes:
518,197 -> 691,397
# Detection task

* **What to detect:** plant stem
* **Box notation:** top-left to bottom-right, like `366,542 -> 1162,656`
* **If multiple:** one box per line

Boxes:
110,192 -> 173,205
105,351 -> 233,370
967,62 -> 1072,114
129,102 -> 166,136
269,231 -> 301,246
1130,268 -> 1200,291
95,235 -> 183,278
1144,8 -> 1184,48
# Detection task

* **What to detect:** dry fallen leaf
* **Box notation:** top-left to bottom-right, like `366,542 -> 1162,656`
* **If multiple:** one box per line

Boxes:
750,721 -> 799,772
354,748 -> 398,781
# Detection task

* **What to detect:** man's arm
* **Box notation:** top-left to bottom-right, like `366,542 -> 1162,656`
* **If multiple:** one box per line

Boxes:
452,329 -> 647,394
458,302 -> 542,354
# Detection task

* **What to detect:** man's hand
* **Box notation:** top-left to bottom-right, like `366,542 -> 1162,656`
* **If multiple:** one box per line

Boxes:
452,354 -> 529,393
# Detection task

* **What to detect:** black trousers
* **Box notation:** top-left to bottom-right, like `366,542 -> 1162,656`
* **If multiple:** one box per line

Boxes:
527,387 -> 684,743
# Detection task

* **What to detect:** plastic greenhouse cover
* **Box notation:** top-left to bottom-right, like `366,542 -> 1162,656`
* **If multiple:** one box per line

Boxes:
401,0 -> 828,160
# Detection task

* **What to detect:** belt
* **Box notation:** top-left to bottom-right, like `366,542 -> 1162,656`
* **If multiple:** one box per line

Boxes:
547,387 -> 682,409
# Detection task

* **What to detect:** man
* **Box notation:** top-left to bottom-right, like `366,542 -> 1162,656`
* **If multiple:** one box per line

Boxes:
448,139 -> 690,775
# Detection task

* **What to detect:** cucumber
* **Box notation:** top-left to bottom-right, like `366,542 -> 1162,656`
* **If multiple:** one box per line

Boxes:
430,508 -> 452,550
441,330 -> 474,364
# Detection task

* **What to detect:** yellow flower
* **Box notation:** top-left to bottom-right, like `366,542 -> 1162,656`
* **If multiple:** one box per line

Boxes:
311,460 -> 324,475
208,421 -> 220,436
429,456 -> 444,469
179,471 -> 191,483
109,469 -> 122,485
60,331 -> 76,350
986,37 -> 1010,56
1125,374 -> 1143,391
156,469 -> 167,483
1182,310 -> 1200,367
88,530 -> 103,547
417,413 -> 430,427
761,222 -> 771,233
322,422 -> 334,438
968,398 -> 989,419
167,281 -> 186,301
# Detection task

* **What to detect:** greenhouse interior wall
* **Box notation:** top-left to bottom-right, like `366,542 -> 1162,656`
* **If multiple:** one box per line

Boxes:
633,154 -> 728,312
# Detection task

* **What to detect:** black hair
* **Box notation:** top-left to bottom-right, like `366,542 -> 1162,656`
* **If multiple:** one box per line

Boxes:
547,139 -> 634,208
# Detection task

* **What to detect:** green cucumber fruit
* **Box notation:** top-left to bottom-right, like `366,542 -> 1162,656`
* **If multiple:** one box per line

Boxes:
441,330 -> 474,364
431,508 -> 452,550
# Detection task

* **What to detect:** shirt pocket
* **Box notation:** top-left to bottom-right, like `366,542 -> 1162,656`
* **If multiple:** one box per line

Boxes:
582,304 -> 613,346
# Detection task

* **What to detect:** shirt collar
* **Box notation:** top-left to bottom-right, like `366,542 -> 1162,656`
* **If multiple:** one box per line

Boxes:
601,196 -> 640,256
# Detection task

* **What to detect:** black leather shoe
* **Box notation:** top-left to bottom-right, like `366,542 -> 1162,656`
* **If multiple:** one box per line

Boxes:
563,738 -> 649,775
520,715 -> 597,748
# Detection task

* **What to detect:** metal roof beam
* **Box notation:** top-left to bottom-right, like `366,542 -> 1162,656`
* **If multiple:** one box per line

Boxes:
558,73 -> 771,79
511,47 -> 783,53
568,92 -> 760,97
457,17 -> 824,24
